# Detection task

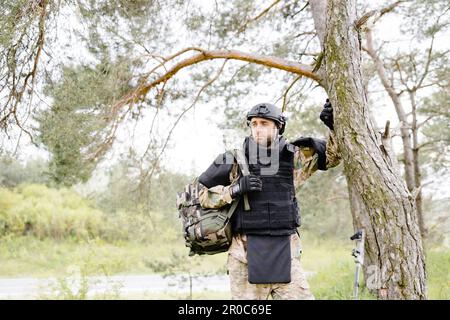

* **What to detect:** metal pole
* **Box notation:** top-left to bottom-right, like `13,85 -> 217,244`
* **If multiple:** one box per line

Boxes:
353,261 -> 360,299
350,229 -> 365,300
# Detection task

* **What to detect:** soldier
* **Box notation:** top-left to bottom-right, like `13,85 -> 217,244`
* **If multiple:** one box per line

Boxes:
197,101 -> 341,300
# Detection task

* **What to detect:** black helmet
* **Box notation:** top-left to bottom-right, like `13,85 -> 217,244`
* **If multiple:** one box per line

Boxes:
246,103 -> 286,134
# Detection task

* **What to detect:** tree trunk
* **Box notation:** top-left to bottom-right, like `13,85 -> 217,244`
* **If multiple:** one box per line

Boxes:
315,0 -> 427,299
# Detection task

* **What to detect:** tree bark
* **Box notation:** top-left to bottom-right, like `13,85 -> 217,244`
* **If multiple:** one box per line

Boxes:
313,0 -> 427,299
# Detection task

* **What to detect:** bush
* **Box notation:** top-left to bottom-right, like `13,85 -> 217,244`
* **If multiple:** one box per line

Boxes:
0,184 -> 179,244
100,210 -> 178,243
0,184 -> 104,240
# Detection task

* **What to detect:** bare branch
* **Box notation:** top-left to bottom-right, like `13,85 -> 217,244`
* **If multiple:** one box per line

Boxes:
238,0 -> 281,33
416,115 -> 436,129
280,75 -> 302,112
414,47 -> 433,89
136,59 -> 230,191
416,80 -> 441,90
355,0 -> 406,29
416,138 -> 450,150
293,31 -> 317,38
291,2 -> 310,17
365,29 -> 400,99
0,0 -> 48,142
393,58 -> 411,91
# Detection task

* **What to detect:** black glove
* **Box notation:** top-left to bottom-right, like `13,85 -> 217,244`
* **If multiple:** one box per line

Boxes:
320,99 -> 334,130
230,175 -> 262,198
291,137 -> 327,171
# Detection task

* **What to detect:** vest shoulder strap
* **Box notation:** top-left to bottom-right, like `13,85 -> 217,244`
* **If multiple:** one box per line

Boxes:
229,148 -> 251,211
233,148 -> 250,176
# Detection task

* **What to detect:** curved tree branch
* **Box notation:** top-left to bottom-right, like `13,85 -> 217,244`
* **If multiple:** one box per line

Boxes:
114,48 -> 320,111
142,49 -> 320,94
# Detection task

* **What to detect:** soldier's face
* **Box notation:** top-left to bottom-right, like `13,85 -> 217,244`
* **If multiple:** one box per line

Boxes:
250,117 -> 279,146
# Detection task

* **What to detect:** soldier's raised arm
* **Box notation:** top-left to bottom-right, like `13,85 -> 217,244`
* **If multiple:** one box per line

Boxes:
290,99 -> 341,188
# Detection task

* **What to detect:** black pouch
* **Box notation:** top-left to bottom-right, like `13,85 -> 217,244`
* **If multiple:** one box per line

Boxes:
247,235 -> 291,284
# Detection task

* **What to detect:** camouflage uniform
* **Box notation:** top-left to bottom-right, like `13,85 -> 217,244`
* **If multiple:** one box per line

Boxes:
199,131 -> 341,300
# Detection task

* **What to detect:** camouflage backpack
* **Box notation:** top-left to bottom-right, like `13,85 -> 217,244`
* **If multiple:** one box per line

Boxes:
176,148 -> 250,256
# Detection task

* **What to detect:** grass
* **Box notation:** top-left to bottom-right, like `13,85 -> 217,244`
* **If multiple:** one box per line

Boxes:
0,233 -> 448,299
426,247 -> 450,300
0,235 -> 227,278
301,233 -> 375,299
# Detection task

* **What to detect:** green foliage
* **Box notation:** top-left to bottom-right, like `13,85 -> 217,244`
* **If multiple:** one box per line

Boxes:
301,235 -> 375,300
283,103 -> 328,139
296,169 -> 352,240
75,0 -> 172,56
101,209 -> 177,244
144,252 -> 208,300
0,0 -> 61,131
1,0 -> 448,300
398,0 -> 450,40
40,266 -> 92,300
0,183 -> 178,243
0,235 -> 178,277
0,0 -> 31,48
36,59 -> 134,186
0,184 -> 104,240
423,197 -> 450,247
38,262 -> 124,300
95,155 -> 192,228
0,154 -> 49,187
420,87 -> 450,171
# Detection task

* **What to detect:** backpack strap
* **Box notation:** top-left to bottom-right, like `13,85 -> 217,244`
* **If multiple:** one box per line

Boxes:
216,148 -> 250,223
218,195 -> 241,222
233,148 -> 251,211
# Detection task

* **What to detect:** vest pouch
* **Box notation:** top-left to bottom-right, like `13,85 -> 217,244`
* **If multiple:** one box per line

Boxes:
269,201 -> 297,230
241,202 -> 270,231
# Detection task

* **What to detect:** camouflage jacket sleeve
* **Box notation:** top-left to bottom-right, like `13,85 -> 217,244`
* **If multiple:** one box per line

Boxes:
198,160 -> 240,209
293,130 -> 341,189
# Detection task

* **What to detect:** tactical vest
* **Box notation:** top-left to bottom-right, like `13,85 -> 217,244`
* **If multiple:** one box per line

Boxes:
231,136 -> 300,235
